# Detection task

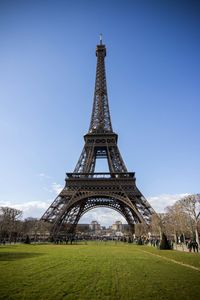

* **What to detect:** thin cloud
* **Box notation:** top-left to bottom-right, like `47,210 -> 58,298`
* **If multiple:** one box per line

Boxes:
80,207 -> 127,227
0,193 -> 190,224
52,182 -> 63,194
147,193 -> 189,212
42,182 -> 63,195
0,200 -> 50,219
38,173 -> 52,179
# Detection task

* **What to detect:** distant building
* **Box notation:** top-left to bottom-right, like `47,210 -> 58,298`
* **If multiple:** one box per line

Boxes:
89,221 -> 101,231
121,224 -> 130,232
112,221 -> 123,231
76,224 -> 90,232
77,221 -> 130,236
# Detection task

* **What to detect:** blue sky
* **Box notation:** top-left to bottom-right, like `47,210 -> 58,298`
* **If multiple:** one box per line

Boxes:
0,0 -> 199,226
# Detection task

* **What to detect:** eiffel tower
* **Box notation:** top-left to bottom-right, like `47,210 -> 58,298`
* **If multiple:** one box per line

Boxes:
41,37 -> 155,236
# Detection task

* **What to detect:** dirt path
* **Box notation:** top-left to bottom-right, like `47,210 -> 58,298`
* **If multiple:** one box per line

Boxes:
140,249 -> 200,272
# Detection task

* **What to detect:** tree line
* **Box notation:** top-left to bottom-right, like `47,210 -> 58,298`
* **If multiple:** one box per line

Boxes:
134,194 -> 200,245
0,207 -> 51,243
0,194 -> 199,245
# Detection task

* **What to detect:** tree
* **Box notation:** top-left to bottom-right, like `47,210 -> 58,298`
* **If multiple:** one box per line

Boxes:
22,217 -> 38,239
22,218 -> 52,242
150,213 -> 164,239
164,202 -> 192,243
177,194 -> 200,245
24,235 -> 31,244
160,232 -> 171,250
135,222 -> 148,237
0,207 -> 22,241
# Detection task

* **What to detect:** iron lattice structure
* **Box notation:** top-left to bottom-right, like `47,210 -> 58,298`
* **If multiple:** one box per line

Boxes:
41,40 -> 155,236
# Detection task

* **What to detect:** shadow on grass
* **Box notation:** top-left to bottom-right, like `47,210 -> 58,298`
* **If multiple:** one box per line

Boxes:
0,252 -> 45,261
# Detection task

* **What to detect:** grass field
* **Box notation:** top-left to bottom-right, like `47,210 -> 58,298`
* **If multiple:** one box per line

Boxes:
0,242 -> 200,300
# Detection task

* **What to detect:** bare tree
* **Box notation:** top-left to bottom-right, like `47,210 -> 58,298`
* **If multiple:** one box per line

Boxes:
150,213 -> 165,239
0,207 -> 22,242
22,218 -> 52,242
135,222 -> 148,237
177,194 -> 200,245
165,202 -> 192,243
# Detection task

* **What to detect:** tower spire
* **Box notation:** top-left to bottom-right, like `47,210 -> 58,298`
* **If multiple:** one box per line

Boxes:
100,33 -> 102,45
89,38 -> 113,133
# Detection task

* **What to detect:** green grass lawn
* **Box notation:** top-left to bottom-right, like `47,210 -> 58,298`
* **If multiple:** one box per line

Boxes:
0,242 -> 199,300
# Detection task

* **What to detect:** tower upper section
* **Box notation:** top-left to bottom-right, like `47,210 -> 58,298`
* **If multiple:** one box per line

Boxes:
88,39 -> 113,134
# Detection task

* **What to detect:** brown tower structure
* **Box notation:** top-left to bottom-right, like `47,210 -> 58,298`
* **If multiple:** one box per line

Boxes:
41,38 -> 155,236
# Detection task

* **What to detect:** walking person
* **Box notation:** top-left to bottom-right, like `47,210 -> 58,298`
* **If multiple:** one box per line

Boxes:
193,241 -> 199,253
188,240 -> 192,252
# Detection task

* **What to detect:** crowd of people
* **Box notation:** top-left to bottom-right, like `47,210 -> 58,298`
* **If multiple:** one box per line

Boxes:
186,240 -> 199,252
1,235 -> 199,253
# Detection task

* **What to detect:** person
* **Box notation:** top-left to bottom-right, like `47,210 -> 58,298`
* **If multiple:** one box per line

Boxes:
187,240 -> 192,252
170,240 -> 174,250
193,241 -> 199,253
196,241 -> 199,252
156,239 -> 160,248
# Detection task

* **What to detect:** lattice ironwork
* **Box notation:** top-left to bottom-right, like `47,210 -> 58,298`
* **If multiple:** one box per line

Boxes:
89,41 -> 113,133
41,38 -> 155,237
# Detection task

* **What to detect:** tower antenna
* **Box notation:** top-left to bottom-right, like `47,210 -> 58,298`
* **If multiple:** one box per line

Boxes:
100,33 -> 102,45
